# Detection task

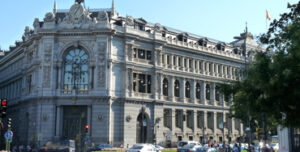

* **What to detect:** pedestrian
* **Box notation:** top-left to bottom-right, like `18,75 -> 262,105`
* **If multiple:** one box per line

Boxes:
26,145 -> 31,152
232,144 -> 239,152
19,144 -> 24,152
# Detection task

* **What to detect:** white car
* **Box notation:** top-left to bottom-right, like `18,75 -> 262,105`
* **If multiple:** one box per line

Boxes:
177,141 -> 201,148
126,144 -> 160,152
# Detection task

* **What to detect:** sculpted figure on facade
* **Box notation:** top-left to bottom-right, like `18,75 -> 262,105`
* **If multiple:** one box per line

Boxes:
126,16 -> 134,26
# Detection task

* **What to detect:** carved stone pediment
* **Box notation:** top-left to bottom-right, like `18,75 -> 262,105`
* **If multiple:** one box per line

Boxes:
58,4 -> 94,29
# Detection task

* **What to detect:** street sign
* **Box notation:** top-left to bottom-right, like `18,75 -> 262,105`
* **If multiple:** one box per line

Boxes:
4,131 -> 13,139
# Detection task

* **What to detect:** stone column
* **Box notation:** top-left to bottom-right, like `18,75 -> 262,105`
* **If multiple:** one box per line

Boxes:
128,69 -> 133,97
158,74 -> 162,100
211,82 -> 215,106
152,72 -> 157,99
190,58 -> 194,73
203,111 -> 208,134
213,112 -> 217,137
232,68 -> 236,80
170,54 -> 174,69
206,62 -> 210,75
201,81 -> 206,105
220,65 -> 223,77
171,109 -> 176,131
180,56 -> 184,70
211,63 -> 215,76
55,106 -> 62,137
224,66 -> 227,78
193,110 -> 197,132
191,79 -> 196,103
169,76 -> 174,102
215,64 -> 219,77
232,118 -> 235,134
195,60 -> 199,73
201,61 -> 205,74
164,53 -> 168,68
175,56 -> 179,70
229,67 -> 232,79
180,78 -> 185,102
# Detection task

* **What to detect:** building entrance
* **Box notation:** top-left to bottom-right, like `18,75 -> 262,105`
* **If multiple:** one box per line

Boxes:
62,106 -> 87,151
136,112 -> 149,143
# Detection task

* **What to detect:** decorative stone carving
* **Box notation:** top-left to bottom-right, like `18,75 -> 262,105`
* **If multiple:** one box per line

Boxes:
44,12 -> 55,22
33,18 -> 40,29
43,66 -> 51,88
126,16 -> 134,26
98,11 -> 108,22
154,23 -> 163,31
58,4 -> 93,29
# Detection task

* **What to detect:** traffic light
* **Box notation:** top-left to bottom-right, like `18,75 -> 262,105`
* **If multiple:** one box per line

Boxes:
256,128 -> 263,139
7,118 -> 12,129
1,99 -> 7,118
85,125 -> 89,133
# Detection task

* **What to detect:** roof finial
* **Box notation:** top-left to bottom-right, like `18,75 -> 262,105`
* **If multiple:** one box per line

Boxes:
245,22 -> 248,34
111,0 -> 115,16
53,0 -> 57,14
75,0 -> 84,4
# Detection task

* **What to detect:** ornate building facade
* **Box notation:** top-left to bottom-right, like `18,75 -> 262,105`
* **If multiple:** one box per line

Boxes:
0,1 -> 261,147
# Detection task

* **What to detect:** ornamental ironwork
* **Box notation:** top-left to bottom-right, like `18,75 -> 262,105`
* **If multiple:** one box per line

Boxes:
64,48 -> 89,92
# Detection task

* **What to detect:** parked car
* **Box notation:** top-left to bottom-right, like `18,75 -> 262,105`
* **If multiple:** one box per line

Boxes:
40,140 -> 75,152
177,141 -> 201,148
126,144 -> 160,152
177,144 -> 202,152
89,144 -> 114,151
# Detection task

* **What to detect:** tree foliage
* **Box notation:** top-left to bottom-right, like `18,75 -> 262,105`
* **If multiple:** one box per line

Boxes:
223,1 -> 300,130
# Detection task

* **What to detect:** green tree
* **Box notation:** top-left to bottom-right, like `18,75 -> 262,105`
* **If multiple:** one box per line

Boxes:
223,1 -> 300,133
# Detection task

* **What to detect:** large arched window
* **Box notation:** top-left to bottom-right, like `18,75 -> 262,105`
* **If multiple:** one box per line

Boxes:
206,84 -> 210,100
174,80 -> 180,97
64,47 -> 89,92
196,83 -> 201,99
185,81 -> 190,98
163,78 -> 168,96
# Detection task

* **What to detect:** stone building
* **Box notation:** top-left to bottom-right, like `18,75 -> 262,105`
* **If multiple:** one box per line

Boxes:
0,0 -> 261,148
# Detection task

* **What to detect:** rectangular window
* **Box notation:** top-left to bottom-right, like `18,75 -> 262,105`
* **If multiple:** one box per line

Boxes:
138,49 -> 146,59
133,73 -> 137,91
184,59 -> 187,67
167,55 -> 170,65
173,56 -> 176,66
163,109 -> 171,128
187,110 -> 193,129
207,112 -> 213,129
217,113 -> 223,129
189,59 -> 192,68
197,111 -> 204,128
146,51 -> 152,60
27,75 -> 32,94
178,58 -> 181,67
133,48 -> 137,58
138,74 -> 146,93
175,109 -> 183,128
162,55 -> 165,64
147,75 -> 151,93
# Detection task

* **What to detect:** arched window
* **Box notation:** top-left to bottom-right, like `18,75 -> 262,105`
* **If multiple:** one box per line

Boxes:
196,83 -> 201,99
174,80 -> 180,97
185,81 -> 190,98
163,78 -> 168,96
215,85 -> 220,101
64,47 -> 89,92
206,84 -> 210,100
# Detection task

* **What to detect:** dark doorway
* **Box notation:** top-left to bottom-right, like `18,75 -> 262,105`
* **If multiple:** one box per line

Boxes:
136,112 -> 149,143
62,106 -> 87,151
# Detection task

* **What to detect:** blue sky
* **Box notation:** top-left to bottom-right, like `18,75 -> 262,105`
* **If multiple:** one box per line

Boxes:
0,0 -> 298,50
